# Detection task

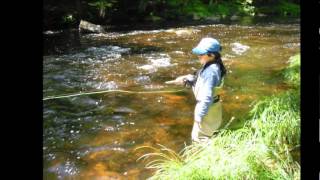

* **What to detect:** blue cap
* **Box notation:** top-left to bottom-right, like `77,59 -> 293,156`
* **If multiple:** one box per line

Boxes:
192,38 -> 221,55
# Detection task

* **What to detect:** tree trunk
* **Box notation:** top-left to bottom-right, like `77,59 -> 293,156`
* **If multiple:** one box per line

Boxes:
75,0 -> 82,26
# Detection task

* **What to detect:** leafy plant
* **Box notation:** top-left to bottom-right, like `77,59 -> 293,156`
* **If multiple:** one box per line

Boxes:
88,0 -> 114,18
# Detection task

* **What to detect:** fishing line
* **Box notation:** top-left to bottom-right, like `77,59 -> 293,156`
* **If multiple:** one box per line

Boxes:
43,89 -> 186,101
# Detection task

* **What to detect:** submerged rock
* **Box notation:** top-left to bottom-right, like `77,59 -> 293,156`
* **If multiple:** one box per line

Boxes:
84,45 -> 130,63
257,13 -> 267,17
134,75 -> 151,84
96,81 -> 118,90
71,97 -> 98,107
110,116 -> 124,124
137,65 -> 157,73
80,162 -> 125,179
231,42 -> 250,55
283,43 -> 300,49
86,46 -> 130,54
47,161 -> 79,178
175,29 -> 194,36
150,58 -> 171,67
114,107 -> 136,114
137,53 -> 174,73
206,15 -> 221,22
43,30 -> 63,35
85,81 -> 118,90
165,28 -> 200,36
52,75 -> 66,81
173,51 -> 184,54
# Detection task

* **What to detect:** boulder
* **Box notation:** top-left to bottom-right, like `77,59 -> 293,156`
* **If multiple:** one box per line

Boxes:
165,28 -> 199,36
257,13 -> 267,17
231,42 -> 250,55
206,15 -> 221,22
79,20 -> 105,33
230,15 -> 240,21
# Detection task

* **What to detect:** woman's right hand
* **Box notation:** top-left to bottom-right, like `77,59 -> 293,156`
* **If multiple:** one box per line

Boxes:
165,74 -> 195,86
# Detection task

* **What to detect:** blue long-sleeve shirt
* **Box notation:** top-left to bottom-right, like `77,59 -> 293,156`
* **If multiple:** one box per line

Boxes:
192,63 -> 221,122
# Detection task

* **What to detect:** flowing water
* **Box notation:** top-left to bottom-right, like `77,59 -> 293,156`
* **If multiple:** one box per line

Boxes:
43,22 -> 300,179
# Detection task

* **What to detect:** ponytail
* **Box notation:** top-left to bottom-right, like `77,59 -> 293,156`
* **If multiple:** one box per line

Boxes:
211,52 -> 227,79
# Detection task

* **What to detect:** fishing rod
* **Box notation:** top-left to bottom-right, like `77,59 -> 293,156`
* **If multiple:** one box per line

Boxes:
43,74 -> 192,101
43,74 -> 224,101
43,88 -> 186,101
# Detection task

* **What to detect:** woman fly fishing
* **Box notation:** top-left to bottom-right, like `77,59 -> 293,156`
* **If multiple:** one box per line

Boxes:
166,37 -> 227,142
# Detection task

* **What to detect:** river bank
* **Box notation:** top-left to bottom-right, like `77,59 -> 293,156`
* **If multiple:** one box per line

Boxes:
43,0 -> 299,31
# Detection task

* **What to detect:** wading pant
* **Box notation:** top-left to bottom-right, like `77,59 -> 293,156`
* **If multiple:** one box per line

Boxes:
191,101 -> 222,143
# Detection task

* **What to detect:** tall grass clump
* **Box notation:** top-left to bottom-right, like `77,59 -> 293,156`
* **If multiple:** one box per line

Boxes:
137,54 -> 300,180
283,54 -> 300,86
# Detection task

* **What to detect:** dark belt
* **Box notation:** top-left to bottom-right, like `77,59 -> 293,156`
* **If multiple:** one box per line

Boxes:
213,95 -> 220,103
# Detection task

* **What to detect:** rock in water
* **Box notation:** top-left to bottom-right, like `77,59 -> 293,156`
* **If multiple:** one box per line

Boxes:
206,15 -> 221,22
79,20 -> 105,33
230,15 -> 240,21
231,42 -> 250,55
137,53 -> 173,73
137,65 -> 157,73
114,107 -> 137,114
134,75 -> 151,85
165,28 -> 199,36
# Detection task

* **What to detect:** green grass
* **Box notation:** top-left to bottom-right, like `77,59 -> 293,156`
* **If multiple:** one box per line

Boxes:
136,54 -> 300,180
283,54 -> 300,86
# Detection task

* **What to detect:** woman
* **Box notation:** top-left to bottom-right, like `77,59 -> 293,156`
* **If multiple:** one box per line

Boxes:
187,37 -> 227,142
166,37 -> 226,142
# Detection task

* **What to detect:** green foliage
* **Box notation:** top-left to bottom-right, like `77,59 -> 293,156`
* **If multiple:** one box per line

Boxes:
283,54 -> 300,86
137,0 -> 148,13
60,14 -> 77,28
45,0 -> 300,29
249,89 -> 300,156
208,2 -> 233,18
88,0 -> 114,18
180,0 -> 211,19
62,14 -> 75,24
138,54 -> 301,179
255,0 -> 300,17
178,0 -> 256,19
276,1 -> 300,16
238,0 -> 255,16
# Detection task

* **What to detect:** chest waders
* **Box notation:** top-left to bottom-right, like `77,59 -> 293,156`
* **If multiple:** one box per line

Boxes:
192,62 -> 224,142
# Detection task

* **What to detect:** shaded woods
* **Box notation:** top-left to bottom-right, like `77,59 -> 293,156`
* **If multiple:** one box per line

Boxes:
43,0 -> 300,30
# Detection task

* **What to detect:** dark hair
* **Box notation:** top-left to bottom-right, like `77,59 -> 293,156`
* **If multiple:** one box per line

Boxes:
208,52 -> 227,79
